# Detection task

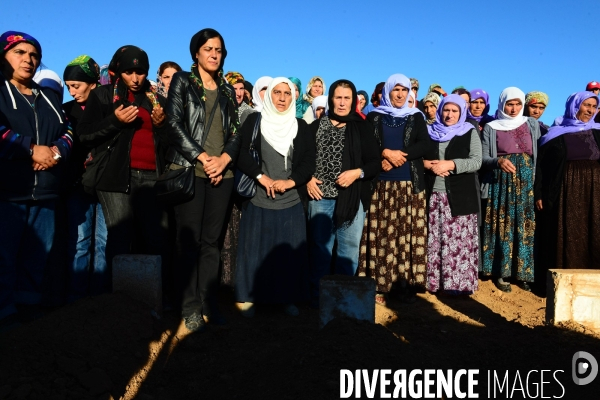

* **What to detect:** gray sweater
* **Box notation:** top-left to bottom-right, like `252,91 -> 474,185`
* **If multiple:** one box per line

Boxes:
480,117 -> 541,199
433,132 -> 483,192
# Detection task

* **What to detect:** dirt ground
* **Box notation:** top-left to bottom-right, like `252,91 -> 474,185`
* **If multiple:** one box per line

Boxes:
1,279 -> 599,399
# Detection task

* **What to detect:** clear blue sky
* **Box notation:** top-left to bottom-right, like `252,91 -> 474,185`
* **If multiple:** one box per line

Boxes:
5,0 -> 597,123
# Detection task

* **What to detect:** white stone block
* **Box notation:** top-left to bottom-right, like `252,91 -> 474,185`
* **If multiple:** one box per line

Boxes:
546,269 -> 600,332
319,275 -> 376,329
113,254 -> 162,315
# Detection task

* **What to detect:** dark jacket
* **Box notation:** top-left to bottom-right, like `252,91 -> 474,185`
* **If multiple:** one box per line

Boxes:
308,116 -> 380,210
165,71 -> 241,168
237,112 -> 315,207
0,75 -> 73,201
63,100 -> 88,189
424,129 -> 480,216
368,111 -> 433,194
77,84 -> 168,193
534,129 -> 600,211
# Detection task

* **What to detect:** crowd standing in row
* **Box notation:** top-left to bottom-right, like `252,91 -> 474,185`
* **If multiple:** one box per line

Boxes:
1,29 -> 599,332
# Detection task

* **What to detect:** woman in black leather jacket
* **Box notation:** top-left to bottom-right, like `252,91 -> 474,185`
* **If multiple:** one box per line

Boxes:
165,28 -> 241,332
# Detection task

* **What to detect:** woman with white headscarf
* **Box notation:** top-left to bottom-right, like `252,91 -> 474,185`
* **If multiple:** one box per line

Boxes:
301,76 -> 326,124
235,77 -> 315,317
311,95 -> 327,120
481,87 -> 541,293
357,74 -> 433,305
252,76 -> 273,112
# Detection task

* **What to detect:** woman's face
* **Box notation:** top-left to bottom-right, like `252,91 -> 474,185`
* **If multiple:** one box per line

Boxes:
309,80 -> 323,97
390,84 -> 409,108
424,101 -> 437,120
195,37 -> 222,75
293,84 -> 300,99
504,99 -> 523,117
315,107 -> 325,119
2,42 -> 39,83
459,93 -> 470,104
259,86 -> 268,100
358,94 -> 366,110
408,96 -> 415,108
470,98 -> 485,117
271,82 -> 292,112
65,81 -> 97,104
121,69 -> 147,92
332,86 -> 353,117
576,97 -> 598,123
233,82 -> 245,105
526,103 -> 546,120
160,67 -> 178,93
442,103 -> 461,126
245,89 -> 252,103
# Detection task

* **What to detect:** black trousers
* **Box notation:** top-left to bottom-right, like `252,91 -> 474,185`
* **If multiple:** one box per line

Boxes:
97,169 -> 169,286
174,177 -> 234,317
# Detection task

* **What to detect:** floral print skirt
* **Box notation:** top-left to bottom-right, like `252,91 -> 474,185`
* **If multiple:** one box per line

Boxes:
482,153 -> 535,281
426,192 -> 479,294
358,180 -> 428,293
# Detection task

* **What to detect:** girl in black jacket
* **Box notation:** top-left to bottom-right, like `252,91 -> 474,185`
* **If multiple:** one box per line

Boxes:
165,29 -> 241,332
78,45 -> 169,290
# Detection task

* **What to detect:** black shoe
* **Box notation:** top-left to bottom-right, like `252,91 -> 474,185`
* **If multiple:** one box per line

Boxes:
517,281 -> 532,292
494,278 -> 512,293
183,313 -> 206,332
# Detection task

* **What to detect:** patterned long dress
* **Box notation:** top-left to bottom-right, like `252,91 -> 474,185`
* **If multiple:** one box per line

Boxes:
358,114 -> 428,293
482,124 -> 535,282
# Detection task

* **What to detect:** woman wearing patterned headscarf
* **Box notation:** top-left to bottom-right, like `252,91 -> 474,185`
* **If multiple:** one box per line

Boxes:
524,91 -> 550,135
0,31 -> 73,321
535,92 -> 600,272
422,92 -> 441,125
480,87 -> 541,293
357,74 -> 433,305
235,77 -> 315,317
165,29 -> 241,332
61,55 -> 109,300
155,61 -> 181,97
225,71 -> 255,125
424,95 -> 482,294
78,45 -> 170,302
301,76 -> 326,124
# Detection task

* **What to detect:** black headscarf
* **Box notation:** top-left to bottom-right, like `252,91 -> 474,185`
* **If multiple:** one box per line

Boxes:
63,55 -> 100,84
328,79 -> 365,228
108,46 -> 156,112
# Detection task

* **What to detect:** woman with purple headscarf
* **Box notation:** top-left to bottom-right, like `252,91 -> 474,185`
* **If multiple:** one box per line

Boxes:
468,88 -> 494,131
481,87 -> 541,293
535,91 -> 600,272
357,74 -> 433,305
423,95 -> 482,294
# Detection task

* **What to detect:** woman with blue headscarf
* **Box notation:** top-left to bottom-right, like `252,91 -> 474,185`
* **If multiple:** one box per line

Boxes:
357,74 -> 433,305
424,95 -> 482,294
535,91 -> 600,271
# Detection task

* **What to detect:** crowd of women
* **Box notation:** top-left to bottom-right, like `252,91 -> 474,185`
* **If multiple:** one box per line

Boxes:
1,28 -> 599,333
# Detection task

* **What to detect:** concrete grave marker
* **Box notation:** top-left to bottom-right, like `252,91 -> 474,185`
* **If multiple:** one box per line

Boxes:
319,275 -> 376,329
113,255 -> 162,316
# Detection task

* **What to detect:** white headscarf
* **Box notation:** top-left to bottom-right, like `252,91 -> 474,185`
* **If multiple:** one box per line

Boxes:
33,69 -> 64,102
408,92 -> 416,108
260,77 -> 298,169
486,87 -> 528,131
252,76 -> 273,112
311,95 -> 328,119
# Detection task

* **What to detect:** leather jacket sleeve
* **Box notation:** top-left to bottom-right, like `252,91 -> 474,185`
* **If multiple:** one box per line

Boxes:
165,73 -> 204,164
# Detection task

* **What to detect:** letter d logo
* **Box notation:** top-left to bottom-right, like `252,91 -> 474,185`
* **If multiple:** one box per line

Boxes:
572,351 -> 598,385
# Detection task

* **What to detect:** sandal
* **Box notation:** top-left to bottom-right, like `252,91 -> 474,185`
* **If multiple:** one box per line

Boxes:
375,293 -> 387,306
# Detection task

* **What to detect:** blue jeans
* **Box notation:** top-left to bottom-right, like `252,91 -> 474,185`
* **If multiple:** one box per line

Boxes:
66,189 -> 108,301
0,200 -> 56,319
308,199 -> 365,299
